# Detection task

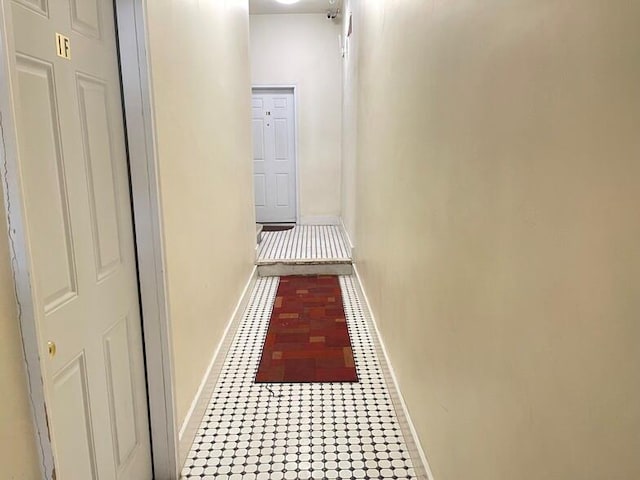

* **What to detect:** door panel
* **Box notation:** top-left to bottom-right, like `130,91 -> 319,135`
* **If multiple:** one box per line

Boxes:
252,90 -> 296,223
252,119 -> 265,160
70,0 -> 100,38
276,174 -> 289,206
76,74 -> 122,280
15,55 -> 78,313
254,174 -> 267,207
52,354 -> 98,480
274,118 -> 288,160
10,0 -> 152,478
103,316 -> 139,467
13,0 -> 46,16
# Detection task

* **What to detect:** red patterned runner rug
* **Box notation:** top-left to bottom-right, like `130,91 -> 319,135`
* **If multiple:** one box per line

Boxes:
255,275 -> 358,383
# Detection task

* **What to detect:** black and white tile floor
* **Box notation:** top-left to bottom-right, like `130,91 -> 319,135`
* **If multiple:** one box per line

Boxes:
181,276 -> 425,480
257,226 -> 351,262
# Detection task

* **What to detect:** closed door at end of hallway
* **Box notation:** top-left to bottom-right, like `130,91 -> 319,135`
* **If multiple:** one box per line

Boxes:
252,89 -> 297,223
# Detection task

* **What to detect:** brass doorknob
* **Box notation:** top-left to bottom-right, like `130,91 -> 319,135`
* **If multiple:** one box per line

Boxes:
47,341 -> 56,357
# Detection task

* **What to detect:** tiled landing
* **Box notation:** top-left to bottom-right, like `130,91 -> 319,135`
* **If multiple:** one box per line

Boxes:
257,226 -> 351,276
181,276 -> 427,479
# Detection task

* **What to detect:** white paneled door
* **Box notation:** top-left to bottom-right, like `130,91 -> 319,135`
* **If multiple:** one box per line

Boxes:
252,89 -> 297,223
10,0 -> 152,479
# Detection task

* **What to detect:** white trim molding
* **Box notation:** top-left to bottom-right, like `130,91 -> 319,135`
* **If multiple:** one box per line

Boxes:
115,0 -> 179,477
0,2 -> 55,476
178,267 -> 258,466
339,216 -> 355,253
352,264 -> 437,480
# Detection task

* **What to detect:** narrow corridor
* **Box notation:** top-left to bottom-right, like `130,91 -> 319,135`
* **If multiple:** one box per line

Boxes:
3,1 -> 638,479
181,229 -> 428,479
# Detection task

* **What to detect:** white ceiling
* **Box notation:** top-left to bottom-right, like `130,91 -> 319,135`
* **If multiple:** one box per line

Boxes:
249,0 -> 342,15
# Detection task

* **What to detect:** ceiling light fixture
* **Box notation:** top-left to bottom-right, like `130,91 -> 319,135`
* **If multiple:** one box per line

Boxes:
275,0 -> 301,4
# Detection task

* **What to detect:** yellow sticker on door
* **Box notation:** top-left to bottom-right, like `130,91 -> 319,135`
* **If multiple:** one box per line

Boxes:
56,33 -> 71,59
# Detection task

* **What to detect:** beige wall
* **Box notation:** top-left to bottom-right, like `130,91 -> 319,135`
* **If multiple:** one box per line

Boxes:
146,0 -> 256,424
345,1 -> 640,479
0,206 -> 41,479
250,14 -> 342,223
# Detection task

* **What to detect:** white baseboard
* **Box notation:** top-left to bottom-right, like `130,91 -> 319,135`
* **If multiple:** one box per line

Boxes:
178,266 -> 258,464
339,217 -> 355,252
299,215 -> 340,225
352,264 -> 436,480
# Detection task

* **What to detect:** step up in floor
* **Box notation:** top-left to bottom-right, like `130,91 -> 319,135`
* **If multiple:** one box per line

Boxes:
257,225 -> 351,263
257,260 -> 353,277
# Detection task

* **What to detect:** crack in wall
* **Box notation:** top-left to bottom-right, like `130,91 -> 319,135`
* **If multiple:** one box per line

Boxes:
0,111 -> 52,478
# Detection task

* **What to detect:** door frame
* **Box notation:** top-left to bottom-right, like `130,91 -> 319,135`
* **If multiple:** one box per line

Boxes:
252,85 -> 300,224
0,1 -> 179,478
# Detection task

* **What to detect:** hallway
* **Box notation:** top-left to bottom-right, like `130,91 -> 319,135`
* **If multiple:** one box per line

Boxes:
182,227 -> 427,479
1,0 -> 640,479
181,275 -> 424,479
